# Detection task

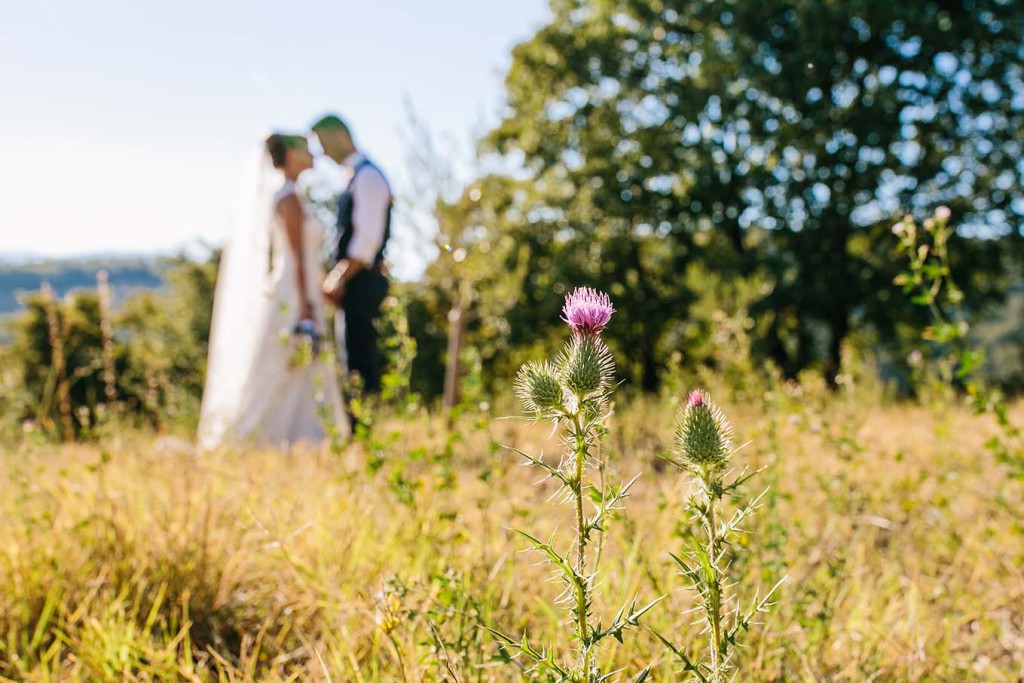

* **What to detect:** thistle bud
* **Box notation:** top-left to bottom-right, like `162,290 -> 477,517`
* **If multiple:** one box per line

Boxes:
674,390 -> 734,469
559,333 -> 615,398
515,361 -> 564,415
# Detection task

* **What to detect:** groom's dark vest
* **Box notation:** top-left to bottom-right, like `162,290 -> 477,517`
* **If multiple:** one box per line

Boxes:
335,158 -> 391,268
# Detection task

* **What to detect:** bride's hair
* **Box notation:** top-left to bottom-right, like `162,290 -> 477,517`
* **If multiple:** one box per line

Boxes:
265,133 -> 307,168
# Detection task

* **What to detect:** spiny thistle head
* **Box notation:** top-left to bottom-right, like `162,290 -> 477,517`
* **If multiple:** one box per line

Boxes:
675,389 -> 733,469
559,333 -> 615,398
562,287 -> 614,336
514,360 -> 564,415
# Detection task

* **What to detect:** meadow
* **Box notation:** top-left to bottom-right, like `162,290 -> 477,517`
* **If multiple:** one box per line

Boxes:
5,0 -> 1024,679
2,382 -> 1022,682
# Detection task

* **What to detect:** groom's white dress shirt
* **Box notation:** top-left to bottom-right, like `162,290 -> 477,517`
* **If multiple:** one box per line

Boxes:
341,151 -> 391,265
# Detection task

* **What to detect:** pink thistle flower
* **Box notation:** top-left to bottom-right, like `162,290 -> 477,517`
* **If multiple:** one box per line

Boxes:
687,389 -> 705,408
562,287 -> 614,335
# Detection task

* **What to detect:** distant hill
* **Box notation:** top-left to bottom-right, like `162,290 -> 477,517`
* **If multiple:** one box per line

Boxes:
0,257 -> 167,314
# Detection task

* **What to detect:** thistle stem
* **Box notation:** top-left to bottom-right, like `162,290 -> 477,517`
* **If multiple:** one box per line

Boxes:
572,415 -> 591,677
697,469 -> 728,683
705,487 -> 724,682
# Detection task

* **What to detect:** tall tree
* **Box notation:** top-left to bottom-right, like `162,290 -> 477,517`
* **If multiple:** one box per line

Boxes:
484,0 -> 1022,387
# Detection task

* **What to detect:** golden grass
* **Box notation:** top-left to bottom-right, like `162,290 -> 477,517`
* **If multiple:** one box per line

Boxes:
1,391 -> 1022,681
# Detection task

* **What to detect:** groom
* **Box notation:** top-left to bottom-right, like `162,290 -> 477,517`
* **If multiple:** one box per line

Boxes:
313,113 -> 392,396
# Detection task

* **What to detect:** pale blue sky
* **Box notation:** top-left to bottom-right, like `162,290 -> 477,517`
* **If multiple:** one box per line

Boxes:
0,0 -> 550,273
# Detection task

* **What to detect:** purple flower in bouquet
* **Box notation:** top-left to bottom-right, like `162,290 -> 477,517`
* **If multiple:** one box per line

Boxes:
561,287 -> 614,336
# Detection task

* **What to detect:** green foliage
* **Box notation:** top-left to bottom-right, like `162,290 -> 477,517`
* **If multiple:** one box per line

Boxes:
377,293 -> 421,411
7,290 -> 112,437
893,208 -> 974,398
893,208 -> 1024,518
446,0 -> 1023,392
0,255 -> 218,439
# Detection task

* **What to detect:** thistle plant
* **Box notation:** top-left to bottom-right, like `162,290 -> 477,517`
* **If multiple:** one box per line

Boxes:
893,207 -> 1023,510
487,287 -> 657,682
892,206 -> 980,397
655,390 -> 786,683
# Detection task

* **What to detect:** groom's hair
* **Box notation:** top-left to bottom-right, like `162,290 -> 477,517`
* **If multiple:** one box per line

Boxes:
311,114 -> 351,137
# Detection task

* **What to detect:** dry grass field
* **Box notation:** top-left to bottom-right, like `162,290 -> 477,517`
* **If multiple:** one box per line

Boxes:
1,387 -> 1022,681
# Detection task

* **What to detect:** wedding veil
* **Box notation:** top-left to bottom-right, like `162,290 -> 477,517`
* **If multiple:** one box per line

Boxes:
197,145 -> 277,449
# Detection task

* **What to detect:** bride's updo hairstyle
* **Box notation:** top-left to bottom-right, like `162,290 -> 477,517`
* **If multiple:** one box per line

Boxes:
265,133 -> 307,169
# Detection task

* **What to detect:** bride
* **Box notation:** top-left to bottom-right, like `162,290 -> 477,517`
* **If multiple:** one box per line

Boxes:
198,133 -> 349,449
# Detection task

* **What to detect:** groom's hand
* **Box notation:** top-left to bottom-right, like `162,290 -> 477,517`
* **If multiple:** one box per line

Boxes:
322,267 -> 345,306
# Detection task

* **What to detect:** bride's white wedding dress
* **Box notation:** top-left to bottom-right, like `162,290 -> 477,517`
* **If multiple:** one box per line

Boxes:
198,165 -> 349,450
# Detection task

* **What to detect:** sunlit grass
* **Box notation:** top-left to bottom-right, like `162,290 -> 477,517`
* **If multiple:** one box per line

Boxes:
1,390 -> 1022,681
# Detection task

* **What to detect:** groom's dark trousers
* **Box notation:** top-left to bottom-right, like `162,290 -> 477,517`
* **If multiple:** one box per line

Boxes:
341,269 -> 388,394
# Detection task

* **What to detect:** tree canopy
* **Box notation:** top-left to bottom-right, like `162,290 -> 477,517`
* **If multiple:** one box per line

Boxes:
440,0 -> 1023,391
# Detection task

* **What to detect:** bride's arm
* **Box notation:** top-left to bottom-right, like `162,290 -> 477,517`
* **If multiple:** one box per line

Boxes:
277,195 -> 315,322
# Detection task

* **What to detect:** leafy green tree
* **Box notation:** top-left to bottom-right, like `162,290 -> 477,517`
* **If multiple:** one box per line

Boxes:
8,291 -> 109,436
2,254 -> 219,438
481,0 -> 1021,388
117,254 -> 218,424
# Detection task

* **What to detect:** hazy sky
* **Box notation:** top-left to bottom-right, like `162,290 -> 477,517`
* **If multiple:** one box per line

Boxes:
0,0 -> 550,271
